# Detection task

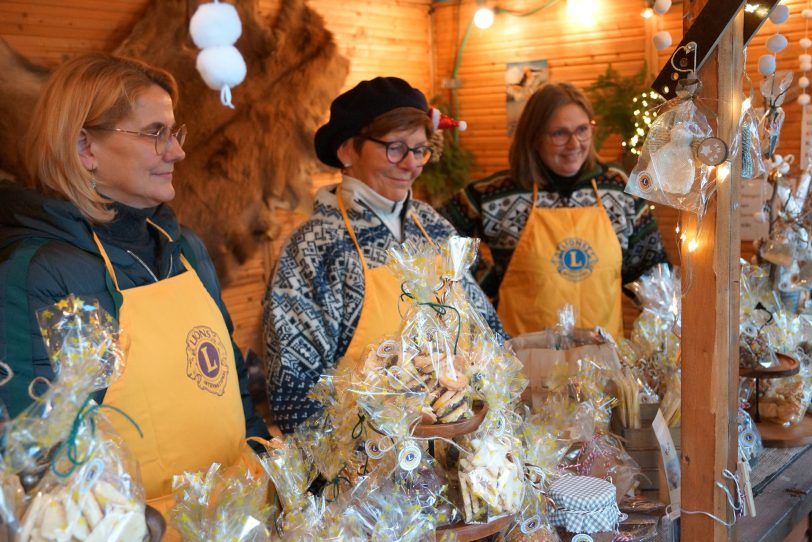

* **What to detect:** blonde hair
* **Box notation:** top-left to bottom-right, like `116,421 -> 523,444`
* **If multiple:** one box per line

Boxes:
24,53 -> 178,223
509,82 -> 598,190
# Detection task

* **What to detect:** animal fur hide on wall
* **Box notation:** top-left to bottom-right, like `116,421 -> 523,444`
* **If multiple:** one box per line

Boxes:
0,0 -> 349,284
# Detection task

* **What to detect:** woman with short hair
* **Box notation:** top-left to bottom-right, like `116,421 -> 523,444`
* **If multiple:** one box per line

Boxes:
264,76 -> 504,433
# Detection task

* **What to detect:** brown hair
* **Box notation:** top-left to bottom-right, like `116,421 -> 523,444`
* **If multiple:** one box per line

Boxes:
350,107 -> 434,154
509,81 -> 598,190
24,53 -> 178,223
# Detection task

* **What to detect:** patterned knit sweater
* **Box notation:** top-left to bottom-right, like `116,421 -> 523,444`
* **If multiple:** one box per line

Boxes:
438,163 -> 669,302
264,182 -> 505,432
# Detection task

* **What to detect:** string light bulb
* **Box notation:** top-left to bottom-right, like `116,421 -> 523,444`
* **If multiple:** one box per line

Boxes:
687,239 -> 699,252
474,2 -> 495,29
716,162 -> 731,182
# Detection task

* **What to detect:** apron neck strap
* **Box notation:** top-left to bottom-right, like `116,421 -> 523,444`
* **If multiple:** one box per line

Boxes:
409,210 -> 436,248
91,220 -> 185,312
590,179 -> 606,211
336,184 -> 436,269
336,184 -> 370,270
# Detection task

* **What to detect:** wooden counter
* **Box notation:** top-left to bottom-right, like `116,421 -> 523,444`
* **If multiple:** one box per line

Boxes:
734,446 -> 812,542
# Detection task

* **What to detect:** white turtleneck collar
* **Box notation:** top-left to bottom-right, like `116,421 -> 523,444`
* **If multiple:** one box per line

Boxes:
341,175 -> 409,241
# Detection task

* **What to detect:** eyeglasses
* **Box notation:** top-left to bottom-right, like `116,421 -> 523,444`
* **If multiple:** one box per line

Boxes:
364,137 -> 433,165
546,124 -> 591,146
95,124 -> 187,155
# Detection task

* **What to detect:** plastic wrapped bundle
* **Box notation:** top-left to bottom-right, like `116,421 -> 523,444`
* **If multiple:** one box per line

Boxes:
170,463 -> 270,542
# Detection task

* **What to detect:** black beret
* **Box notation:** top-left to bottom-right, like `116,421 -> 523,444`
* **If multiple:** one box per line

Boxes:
314,77 -> 428,168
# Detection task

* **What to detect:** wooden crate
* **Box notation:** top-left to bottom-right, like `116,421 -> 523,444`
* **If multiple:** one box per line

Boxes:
612,403 -> 681,503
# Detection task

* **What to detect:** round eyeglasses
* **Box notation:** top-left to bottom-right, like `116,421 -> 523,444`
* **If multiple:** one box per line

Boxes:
95,124 -> 187,155
546,124 -> 591,146
364,137 -> 433,165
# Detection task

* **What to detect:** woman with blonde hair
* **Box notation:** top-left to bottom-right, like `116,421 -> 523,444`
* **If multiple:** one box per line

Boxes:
441,81 -> 668,338
0,53 -> 268,512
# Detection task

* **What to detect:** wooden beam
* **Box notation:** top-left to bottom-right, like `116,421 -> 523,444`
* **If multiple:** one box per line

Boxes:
679,1 -> 742,541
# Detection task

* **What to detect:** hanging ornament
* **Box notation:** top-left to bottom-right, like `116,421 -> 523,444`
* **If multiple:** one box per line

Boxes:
800,1 -> 812,106
429,107 -> 468,131
626,43 -> 726,213
189,1 -> 247,109
760,71 -> 793,159
650,0 -> 673,51
738,74 -> 767,180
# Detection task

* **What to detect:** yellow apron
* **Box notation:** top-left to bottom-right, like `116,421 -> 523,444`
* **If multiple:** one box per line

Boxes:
91,222 -> 251,522
335,185 -> 433,368
497,180 -> 623,339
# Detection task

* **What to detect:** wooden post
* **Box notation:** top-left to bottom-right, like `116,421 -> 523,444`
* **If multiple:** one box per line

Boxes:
679,2 -> 742,541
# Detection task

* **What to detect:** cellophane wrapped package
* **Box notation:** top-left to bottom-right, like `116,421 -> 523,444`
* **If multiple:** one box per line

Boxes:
385,237 -> 500,425
3,296 -> 150,542
170,463 -> 270,541
625,80 -> 716,213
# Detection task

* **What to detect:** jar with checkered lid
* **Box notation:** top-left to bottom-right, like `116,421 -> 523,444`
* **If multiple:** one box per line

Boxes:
548,475 -> 622,535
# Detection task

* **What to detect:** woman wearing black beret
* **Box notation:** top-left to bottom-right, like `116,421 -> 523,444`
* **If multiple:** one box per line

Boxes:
263,77 -> 505,433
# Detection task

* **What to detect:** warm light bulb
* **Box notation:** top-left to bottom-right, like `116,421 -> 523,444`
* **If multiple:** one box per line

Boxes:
566,0 -> 598,24
687,239 -> 698,252
474,6 -> 495,29
642,7 -> 654,18
717,162 -> 731,182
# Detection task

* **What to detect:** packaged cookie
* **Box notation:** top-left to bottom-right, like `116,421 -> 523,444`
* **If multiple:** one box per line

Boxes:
3,296 -> 151,542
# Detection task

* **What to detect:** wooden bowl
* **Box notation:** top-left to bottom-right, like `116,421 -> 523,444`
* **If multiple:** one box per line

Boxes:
412,402 -> 488,439
739,352 -> 800,379
436,513 -> 514,542
146,505 -> 166,542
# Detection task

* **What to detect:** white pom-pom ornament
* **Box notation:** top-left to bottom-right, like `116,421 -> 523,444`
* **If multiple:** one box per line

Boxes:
767,34 -> 788,53
190,1 -> 241,48
801,54 -> 812,64
653,31 -> 672,51
196,46 -> 247,107
802,61 -> 812,72
770,5 -> 790,24
759,54 -> 776,76
804,8 -> 812,19
799,94 -> 811,106
189,1 -> 246,109
800,76 -> 810,89
653,0 -> 671,15
802,38 -> 812,49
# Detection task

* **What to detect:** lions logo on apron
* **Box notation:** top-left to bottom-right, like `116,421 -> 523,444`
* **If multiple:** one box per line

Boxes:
185,325 -> 230,395
551,237 -> 599,282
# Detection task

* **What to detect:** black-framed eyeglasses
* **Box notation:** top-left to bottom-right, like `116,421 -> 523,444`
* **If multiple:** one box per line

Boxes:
364,137 -> 433,165
94,124 -> 187,155
546,124 -> 591,146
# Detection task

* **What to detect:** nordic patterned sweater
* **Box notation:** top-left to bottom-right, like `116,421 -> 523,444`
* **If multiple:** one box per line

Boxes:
438,163 -> 669,303
264,180 -> 506,433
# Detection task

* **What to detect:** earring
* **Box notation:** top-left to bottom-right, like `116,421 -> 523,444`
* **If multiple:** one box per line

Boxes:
343,163 -> 352,168
89,167 -> 97,190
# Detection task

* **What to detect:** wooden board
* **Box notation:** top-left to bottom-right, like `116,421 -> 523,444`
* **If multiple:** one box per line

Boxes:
735,447 -> 812,542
